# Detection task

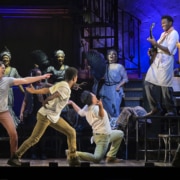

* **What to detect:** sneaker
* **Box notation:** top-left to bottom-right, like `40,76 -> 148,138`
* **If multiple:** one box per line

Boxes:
65,149 -> 80,167
7,154 -> 21,167
105,157 -> 122,163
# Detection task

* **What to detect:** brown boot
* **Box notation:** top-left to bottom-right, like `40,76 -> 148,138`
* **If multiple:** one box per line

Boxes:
105,157 -> 122,163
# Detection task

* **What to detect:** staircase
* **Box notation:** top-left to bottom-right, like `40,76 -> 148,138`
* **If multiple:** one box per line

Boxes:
121,74 -> 158,160
81,0 -> 141,76
123,76 -> 147,109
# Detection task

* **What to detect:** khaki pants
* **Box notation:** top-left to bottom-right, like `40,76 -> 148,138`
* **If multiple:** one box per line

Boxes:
16,112 -> 77,158
77,130 -> 124,163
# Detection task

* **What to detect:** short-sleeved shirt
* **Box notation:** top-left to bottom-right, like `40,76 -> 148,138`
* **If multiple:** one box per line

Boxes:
0,77 -> 14,112
78,104 -> 112,135
38,81 -> 71,123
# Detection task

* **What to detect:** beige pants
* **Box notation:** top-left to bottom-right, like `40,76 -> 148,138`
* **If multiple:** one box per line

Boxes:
16,112 -> 77,159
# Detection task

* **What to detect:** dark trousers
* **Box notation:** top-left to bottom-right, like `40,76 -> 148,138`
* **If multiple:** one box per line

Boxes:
144,81 -> 177,113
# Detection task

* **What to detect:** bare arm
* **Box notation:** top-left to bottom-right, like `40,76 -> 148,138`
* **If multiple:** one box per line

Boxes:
68,100 -> 81,112
147,37 -> 170,54
13,73 -> 52,86
19,98 -> 26,122
18,85 -> 25,94
26,85 -> 50,94
155,42 -> 170,54
116,66 -> 128,91
42,91 -> 60,108
116,80 -> 127,91
97,99 -> 104,118
69,99 -> 104,118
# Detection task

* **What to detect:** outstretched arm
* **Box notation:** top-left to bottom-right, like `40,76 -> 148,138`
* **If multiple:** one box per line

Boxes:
26,84 -> 50,94
13,73 -> 51,86
68,100 -> 81,112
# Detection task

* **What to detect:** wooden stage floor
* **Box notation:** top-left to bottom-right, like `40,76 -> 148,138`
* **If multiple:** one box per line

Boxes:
0,158 -> 172,167
0,158 -> 177,180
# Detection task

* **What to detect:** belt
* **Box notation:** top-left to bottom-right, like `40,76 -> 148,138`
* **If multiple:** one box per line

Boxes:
104,82 -> 119,86
94,133 -> 109,135
157,51 -> 169,55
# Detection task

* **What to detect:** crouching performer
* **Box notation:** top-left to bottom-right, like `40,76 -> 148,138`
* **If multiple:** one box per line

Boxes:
68,90 -> 124,164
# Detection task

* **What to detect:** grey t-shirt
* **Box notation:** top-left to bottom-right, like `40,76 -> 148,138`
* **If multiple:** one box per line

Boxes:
0,77 -> 14,112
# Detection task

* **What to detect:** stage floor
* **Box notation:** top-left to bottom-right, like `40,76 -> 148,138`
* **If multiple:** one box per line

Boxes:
0,158 -> 177,180
0,158 -> 172,167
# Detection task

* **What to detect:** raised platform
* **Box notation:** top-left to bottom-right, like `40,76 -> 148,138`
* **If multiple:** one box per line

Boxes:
135,115 -> 180,162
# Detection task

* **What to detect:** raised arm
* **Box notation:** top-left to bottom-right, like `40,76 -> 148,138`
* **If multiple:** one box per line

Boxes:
97,99 -> 104,118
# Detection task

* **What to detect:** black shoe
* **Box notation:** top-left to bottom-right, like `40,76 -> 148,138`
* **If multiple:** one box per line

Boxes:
105,157 -> 122,163
68,156 -> 81,167
165,112 -> 176,116
7,155 -> 21,167
65,149 -> 80,167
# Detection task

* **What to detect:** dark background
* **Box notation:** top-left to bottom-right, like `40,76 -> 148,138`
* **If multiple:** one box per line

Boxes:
1,0 -> 180,75
0,0 -> 82,77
